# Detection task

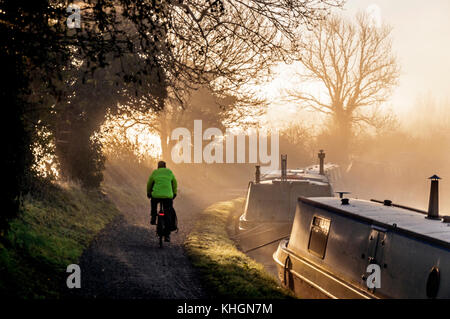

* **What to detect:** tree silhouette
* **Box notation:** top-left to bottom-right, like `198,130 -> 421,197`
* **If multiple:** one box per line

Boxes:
289,13 -> 400,160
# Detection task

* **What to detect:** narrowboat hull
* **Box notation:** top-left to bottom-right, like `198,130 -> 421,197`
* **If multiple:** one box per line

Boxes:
273,239 -> 375,299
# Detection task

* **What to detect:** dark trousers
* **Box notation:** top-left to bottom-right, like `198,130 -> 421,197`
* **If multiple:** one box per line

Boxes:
151,198 -> 173,237
151,198 -> 173,217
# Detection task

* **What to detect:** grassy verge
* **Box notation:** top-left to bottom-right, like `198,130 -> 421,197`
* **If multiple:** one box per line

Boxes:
0,182 -> 120,298
185,198 -> 294,299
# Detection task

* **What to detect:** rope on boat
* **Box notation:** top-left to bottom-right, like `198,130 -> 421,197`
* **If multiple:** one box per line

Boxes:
243,235 -> 290,253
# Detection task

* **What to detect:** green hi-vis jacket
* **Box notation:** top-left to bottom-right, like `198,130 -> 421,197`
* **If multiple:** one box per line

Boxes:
147,168 -> 178,199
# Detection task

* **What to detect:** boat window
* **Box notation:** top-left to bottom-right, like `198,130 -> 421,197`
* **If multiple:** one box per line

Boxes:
308,216 -> 331,259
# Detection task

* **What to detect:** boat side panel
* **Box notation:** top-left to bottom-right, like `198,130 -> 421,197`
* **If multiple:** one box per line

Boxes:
242,182 -> 332,223
288,203 -> 369,290
379,231 -> 450,298
243,183 -> 290,222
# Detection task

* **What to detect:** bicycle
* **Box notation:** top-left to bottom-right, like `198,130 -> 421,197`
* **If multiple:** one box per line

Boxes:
156,202 -> 167,248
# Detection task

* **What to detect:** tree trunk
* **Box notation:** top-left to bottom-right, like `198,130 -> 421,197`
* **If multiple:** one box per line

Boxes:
332,110 -> 352,163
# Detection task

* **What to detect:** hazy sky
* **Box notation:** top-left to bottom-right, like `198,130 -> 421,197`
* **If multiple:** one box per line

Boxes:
343,0 -> 450,116
261,0 -> 450,125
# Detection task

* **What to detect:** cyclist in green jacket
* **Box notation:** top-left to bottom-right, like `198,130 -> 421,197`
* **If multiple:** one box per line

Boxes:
147,161 -> 177,242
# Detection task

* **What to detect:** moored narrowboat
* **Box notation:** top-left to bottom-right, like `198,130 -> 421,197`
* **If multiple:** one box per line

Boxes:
234,152 -> 340,277
238,151 -> 340,231
273,176 -> 450,299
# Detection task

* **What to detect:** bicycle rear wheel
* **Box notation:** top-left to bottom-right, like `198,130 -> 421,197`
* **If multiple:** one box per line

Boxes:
157,213 -> 165,248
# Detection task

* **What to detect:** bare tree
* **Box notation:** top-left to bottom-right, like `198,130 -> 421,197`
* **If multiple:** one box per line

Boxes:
288,13 -> 400,157
77,0 -> 345,102
158,0 -> 345,96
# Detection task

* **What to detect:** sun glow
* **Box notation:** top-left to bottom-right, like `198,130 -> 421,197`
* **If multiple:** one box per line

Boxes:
251,62 -> 329,130
99,112 -> 162,161
32,113 -> 162,179
32,127 -> 60,179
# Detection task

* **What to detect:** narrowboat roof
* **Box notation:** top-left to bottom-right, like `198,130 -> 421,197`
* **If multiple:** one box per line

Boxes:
261,171 -> 333,183
303,163 -> 339,174
259,174 -> 329,185
299,197 -> 450,246
261,163 -> 337,180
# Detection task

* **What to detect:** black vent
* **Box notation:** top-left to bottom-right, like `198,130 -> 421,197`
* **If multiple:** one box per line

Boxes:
383,200 -> 392,206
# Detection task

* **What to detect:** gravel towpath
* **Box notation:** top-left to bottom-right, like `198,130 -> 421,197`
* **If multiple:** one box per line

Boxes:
73,194 -> 211,299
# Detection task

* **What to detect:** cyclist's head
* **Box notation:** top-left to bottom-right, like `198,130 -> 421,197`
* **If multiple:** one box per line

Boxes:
157,161 -> 166,168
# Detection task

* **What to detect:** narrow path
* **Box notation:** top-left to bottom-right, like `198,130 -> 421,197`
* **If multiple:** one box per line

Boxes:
72,190 -> 244,299
73,194 -> 210,299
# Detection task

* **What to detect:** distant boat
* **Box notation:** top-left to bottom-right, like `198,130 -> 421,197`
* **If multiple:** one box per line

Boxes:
238,152 -> 340,231
238,166 -> 337,230
234,152 -> 341,278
